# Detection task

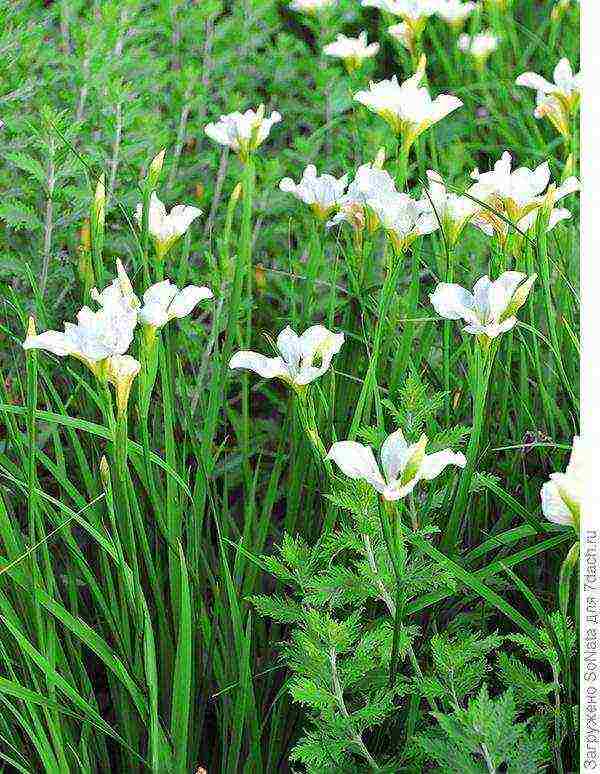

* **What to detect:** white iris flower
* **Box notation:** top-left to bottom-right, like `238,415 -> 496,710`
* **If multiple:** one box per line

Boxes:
354,56 -> 462,151
430,271 -> 537,341
204,105 -> 282,161
139,279 -> 213,335
541,437 -> 581,529
135,193 -> 202,260
229,325 -> 344,391
516,58 -> 580,139
279,165 -> 349,221
328,429 -> 466,501
323,31 -> 380,72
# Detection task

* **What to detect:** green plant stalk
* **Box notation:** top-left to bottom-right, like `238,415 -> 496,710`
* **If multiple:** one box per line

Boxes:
558,539 -> 579,620
25,335 -> 42,608
159,332 -> 183,636
104,385 -> 142,632
295,391 -> 332,467
523,244 -> 558,436
25,332 -> 70,770
497,330 -> 514,432
442,340 -> 495,553
90,187 -> 105,291
101,456 -> 134,647
551,662 -> 566,774
329,649 -> 380,770
137,329 -> 163,519
349,246 -> 405,439
113,401 -> 145,769
380,501 -> 405,684
302,219 -> 324,326
425,24 -> 455,84
558,537 -> 579,768
240,156 -> 256,496
396,142 -> 409,190
40,134 -> 56,298
198,183 -> 242,479
139,183 -> 153,288
294,390 -> 339,533
395,242 -> 421,382
176,230 -> 192,288
443,243 -> 455,424
536,219 -> 578,412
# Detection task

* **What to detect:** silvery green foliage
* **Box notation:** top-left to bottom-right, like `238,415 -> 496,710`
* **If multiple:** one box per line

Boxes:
399,629 -> 559,773
0,0 -> 350,298
251,381 -> 482,771
251,496 -> 441,771
415,685 -> 552,773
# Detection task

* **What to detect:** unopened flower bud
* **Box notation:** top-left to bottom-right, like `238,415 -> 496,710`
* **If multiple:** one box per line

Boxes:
93,174 -> 105,224
231,182 -> 243,204
148,148 -> 166,190
99,456 -> 111,490
373,147 -> 386,169
80,219 -> 91,252
562,153 -> 575,181
107,355 -> 141,417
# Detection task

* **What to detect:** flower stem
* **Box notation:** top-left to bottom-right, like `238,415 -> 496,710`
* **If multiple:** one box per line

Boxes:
348,248 -> 405,439
329,649 -> 380,770
362,534 -> 396,615
102,383 -> 141,597
443,246 -> 455,424
536,218 -> 578,412
379,501 -> 406,684
137,331 -> 162,516
139,184 -> 153,288
396,142 -> 409,190
442,341 -> 494,553
240,156 -> 256,493
551,663 -> 566,774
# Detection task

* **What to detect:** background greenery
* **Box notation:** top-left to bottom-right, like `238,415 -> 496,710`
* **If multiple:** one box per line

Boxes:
0,0 -> 579,771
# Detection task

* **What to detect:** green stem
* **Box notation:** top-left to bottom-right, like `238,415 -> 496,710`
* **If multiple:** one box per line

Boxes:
379,501 -> 405,684
442,341 -> 494,553
103,383 -> 141,614
396,142 -> 409,190
443,246 -> 455,424
329,649 -> 380,770
536,222 -> 578,412
349,248 -> 405,439
139,183 -> 153,288
551,663 -> 565,774
137,329 -> 163,520
240,157 -> 256,494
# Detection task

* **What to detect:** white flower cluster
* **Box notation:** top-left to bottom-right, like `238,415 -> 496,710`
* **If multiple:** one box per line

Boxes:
323,31 -> 380,72
23,261 -> 213,413
457,30 -> 499,65
516,58 -> 580,138
467,151 -> 581,240
363,0 -> 479,47
354,56 -> 463,149
229,333 -> 468,500
204,105 -> 282,161
541,437 -> 581,528
135,193 -> 202,260
279,146 -> 581,251
280,159 -> 439,250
